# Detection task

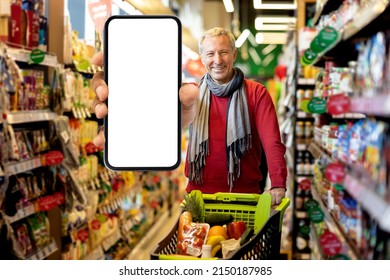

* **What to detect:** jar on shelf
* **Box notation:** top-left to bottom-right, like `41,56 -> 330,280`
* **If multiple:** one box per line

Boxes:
304,89 -> 313,100
304,121 -> 313,138
296,121 -> 304,138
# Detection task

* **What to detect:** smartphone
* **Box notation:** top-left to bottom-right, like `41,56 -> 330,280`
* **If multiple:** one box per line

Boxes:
104,15 -> 181,170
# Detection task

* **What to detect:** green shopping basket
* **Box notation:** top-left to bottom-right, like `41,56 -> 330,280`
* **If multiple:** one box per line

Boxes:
150,190 -> 290,260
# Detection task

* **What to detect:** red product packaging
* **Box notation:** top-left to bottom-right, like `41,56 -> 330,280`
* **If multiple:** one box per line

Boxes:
8,3 -> 22,46
26,10 -> 39,48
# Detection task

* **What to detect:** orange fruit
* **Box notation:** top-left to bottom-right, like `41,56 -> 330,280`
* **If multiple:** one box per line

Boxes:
207,225 -> 228,239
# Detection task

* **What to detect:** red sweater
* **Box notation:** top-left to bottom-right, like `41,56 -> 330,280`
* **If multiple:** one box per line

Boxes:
185,79 -> 287,194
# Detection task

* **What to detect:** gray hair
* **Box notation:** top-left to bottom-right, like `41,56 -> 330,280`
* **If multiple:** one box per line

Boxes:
198,27 -> 236,54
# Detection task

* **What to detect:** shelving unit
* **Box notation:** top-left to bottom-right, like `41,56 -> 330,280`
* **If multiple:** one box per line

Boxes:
309,181 -> 359,259
25,239 -> 58,260
3,44 -> 59,68
292,0 -> 390,260
311,0 -> 343,26
289,73 -> 317,259
309,142 -> 390,233
308,0 -> 390,67
3,157 -> 44,176
6,111 -> 58,125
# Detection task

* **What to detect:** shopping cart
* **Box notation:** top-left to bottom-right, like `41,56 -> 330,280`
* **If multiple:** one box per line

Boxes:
150,190 -> 290,260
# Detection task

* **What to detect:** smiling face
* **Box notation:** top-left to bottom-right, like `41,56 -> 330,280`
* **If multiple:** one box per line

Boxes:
200,35 -> 237,84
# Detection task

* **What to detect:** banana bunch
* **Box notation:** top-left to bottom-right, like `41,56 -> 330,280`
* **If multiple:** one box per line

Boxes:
205,235 -> 226,257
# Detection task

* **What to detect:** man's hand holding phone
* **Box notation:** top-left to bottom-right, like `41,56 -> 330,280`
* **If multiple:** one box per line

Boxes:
91,52 -> 199,147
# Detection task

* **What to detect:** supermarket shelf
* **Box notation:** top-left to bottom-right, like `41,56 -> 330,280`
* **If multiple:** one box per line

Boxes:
102,229 -> 122,251
312,0 -> 343,26
295,210 -> 308,219
308,142 -> 332,166
6,110 -> 58,124
6,204 -> 35,223
308,141 -> 390,232
81,228 -> 122,260
286,149 -> 294,170
296,174 -> 313,178
126,204 -> 181,260
296,137 -> 314,147
297,111 -> 314,118
307,35 -> 343,67
4,157 -> 43,176
3,44 -> 59,67
296,142 -> 309,151
330,113 -> 366,119
294,252 -> 311,260
82,245 -> 105,260
297,78 -> 316,86
309,223 -> 325,260
309,0 -> 390,67
344,174 -> 390,232
342,0 -> 389,40
310,185 -> 360,259
26,239 -> 58,260
349,94 -> 390,117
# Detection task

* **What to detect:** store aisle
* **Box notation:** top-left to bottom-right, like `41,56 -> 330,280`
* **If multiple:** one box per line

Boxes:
127,205 -> 181,260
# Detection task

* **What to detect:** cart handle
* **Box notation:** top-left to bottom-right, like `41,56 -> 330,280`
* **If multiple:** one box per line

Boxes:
202,192 -> 260,203
274,197 -> 290,231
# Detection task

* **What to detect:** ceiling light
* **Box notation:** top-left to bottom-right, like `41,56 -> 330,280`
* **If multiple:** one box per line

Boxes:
247,32 -> 259,47
256,32 -> 287,44
223,0 -> 234,12
262,53 -> 275,67
235,29 -> 250,48
256,24 -> 292,31
253,0 -> 297,10
262,44 -> 277,55
255,16 -> 297,26
248,47 -> 261,65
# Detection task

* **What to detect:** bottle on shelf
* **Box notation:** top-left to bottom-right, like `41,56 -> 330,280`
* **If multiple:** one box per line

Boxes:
296,219 -> 311,255
295,188 -> 305,211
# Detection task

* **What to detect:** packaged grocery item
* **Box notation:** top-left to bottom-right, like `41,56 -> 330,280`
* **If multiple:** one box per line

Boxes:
369,32 -> 386,90
329,67 -> 352,95
176,222 -> 209,256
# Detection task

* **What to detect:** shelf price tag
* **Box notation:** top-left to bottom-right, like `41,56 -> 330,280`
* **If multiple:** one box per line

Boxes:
300,98 -> 311,113
300,48 -> 318,66
298,179 -> 312,191
309,37 -> 325,54
30,49 -> 45,64
308,97 -> 327,114
76,228 -> 89,243
308,206 -> 324,223
310,26 -> 340,54
45,151 -> 64,166
37,192 -> 65,211
327,93 -> 351,115
324,162 -> 346,184
91,219 -> 101,230
304,198 -> 319,210
76,59 -> 91,72
320,230 -> 342,256
298,224 -> 311,237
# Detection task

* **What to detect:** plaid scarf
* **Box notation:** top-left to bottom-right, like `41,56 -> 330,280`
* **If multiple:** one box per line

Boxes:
187,67 -> 252,191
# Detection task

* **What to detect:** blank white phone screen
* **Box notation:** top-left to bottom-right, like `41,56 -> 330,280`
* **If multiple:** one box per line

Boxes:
104,16 -> 181,170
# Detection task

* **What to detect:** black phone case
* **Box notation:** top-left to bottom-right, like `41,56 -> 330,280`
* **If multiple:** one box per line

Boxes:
103,15 -> 182,171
